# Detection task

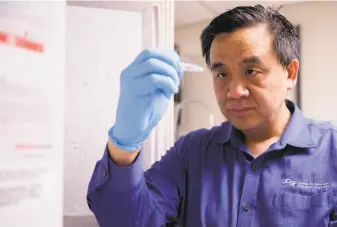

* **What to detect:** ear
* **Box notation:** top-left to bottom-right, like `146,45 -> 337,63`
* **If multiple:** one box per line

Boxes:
286,59 -> 299,90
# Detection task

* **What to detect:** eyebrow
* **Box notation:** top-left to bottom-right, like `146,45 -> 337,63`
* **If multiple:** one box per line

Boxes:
210,56 -> 263,72
241,56 -> 262,66
210,62 -> 224,72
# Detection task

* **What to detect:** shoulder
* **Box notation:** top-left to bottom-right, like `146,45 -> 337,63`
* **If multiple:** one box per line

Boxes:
305,118 -> 337,151
306,119 -> 337,138
307,119 -> 337,131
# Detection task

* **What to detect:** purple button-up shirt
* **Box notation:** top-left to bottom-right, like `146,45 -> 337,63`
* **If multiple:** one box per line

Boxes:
87,101 -> 337,227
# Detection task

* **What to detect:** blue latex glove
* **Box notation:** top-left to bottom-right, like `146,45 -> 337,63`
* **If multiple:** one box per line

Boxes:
108,48 -> 183,151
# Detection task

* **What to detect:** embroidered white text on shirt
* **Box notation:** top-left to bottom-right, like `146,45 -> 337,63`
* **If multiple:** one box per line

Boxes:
281,178 -> 330,189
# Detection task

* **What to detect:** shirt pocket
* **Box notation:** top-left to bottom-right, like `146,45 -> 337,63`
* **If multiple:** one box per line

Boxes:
273,191 -> 333,227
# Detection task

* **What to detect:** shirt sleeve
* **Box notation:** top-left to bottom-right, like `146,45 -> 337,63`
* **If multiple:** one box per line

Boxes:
87,137 -> 188,227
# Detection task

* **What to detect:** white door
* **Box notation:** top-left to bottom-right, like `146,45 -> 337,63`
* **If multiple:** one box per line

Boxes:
65,2 -> 175,224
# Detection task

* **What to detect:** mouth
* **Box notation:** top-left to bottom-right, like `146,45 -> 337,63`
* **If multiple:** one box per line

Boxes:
228,107 -> 253,112
228,107 -> 254,116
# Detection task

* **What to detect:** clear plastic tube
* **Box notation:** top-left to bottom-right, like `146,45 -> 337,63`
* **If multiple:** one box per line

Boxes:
180,61 -> 204,72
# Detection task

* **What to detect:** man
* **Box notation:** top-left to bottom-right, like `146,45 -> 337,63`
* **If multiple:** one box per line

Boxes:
87,5 -> 337,227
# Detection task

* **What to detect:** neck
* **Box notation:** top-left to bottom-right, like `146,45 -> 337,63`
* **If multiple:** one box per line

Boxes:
243,102 -> 291,144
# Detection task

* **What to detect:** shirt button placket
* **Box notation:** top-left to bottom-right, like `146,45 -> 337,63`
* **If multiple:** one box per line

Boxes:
243,204 -> 250,212
237,160 -> 261,227
103,168 -> 108,177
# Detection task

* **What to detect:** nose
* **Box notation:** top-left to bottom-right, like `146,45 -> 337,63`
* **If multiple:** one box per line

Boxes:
226,79 -> 249,99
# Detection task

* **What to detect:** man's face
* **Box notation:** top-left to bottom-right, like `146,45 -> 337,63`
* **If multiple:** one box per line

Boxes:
209,24 -> 298,131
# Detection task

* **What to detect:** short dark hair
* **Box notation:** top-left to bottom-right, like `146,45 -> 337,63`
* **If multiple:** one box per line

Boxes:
200,5 -> 300,68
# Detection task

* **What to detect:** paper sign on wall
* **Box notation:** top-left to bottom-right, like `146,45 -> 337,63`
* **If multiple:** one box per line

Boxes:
0,2 -> 65,227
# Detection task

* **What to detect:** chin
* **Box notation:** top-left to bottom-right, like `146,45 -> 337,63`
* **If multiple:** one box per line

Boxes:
229,118 -> 259,131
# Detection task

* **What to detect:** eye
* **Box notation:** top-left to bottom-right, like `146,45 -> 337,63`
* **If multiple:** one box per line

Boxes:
245,69 -> 257,76
217,73 -> 227,78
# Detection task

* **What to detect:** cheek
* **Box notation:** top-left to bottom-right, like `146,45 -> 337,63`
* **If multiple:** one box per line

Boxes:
268,79 -> 288,102
252,80 -> 286,112
212,77 -> 218,90
213,82 -> 227,102
213,78 -> 226,95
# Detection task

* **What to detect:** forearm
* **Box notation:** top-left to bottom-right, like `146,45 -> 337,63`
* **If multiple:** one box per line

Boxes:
107,137 -> 140,166
87,148 -> 167,227
90,181 -> 167,227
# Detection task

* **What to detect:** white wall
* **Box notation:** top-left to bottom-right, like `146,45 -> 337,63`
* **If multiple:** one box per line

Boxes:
175,1 -> 337,136
280,1 -> 337,120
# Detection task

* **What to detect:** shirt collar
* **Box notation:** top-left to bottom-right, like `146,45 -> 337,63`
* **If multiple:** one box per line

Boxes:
211,100 -> 317,148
